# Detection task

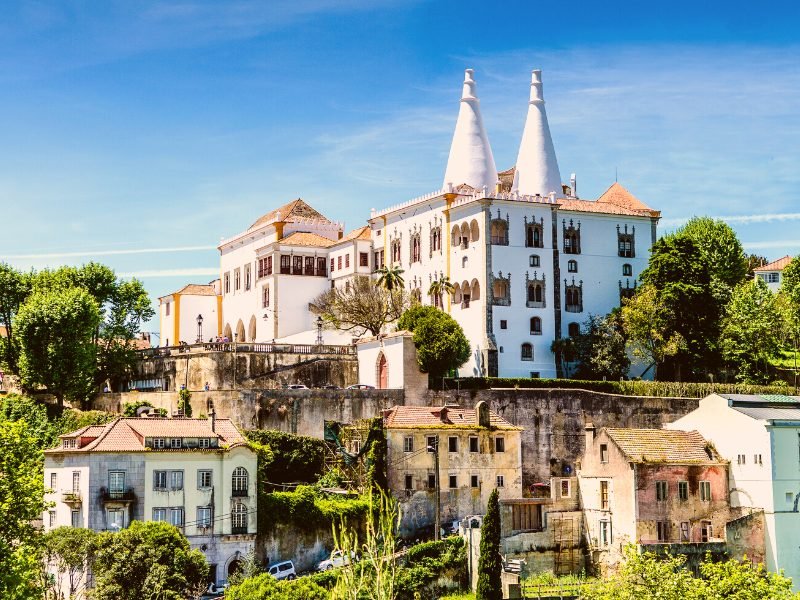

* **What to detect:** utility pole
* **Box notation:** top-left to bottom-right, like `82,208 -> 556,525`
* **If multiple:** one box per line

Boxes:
433,435 -> 441,541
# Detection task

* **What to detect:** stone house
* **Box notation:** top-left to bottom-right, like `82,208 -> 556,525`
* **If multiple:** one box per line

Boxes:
579,425 -> 730,573
383,402 -> 523,537
43,412 -> 257,593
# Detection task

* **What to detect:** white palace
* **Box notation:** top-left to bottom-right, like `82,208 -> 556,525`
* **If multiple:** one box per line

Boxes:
159,69 -> 660,379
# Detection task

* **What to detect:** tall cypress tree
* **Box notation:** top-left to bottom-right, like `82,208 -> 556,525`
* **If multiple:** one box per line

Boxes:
476,488 -> 502,600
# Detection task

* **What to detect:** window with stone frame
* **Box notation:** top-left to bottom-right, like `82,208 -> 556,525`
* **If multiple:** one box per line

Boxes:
530,316 -> 542,335
374,250 -> 385,269
526,272 -> 546,308
525,217 -> 544,248
567,259 -> 578,273
568,322 -> 580,337
622,263 -> 633,277
529,255 -> 540,267
564,279 -> 583,313
617,224 -> 635,258
521,343 -> 533,361
410,233 -> 421,263
430,226 -> 442,255
490,211 -> 509,246
244,263 -> 251,290
563,219 -> 581,254
391,238 -> 402,263
262,286 -> 269,308
234,268 -> 241,290
292,256 -> 303,275
345,253 -> 350,268
317,257 -> 327,276
359,252 -> 369,267
411,288 -> 422,303
491,273 -> 511,306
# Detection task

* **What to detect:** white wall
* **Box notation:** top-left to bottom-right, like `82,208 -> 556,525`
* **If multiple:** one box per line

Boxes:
357,336 -> 407,388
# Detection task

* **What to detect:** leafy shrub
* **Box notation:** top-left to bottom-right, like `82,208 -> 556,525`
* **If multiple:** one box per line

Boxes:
122,399 -> 166,417
395,536 -> 467,599
244,429 -> 326,484
259,485 -> 369,533
442,377 -> 794,398
225,572 -> 328,600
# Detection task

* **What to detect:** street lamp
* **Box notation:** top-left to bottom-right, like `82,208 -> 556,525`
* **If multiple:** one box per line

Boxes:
316,316 -> 323,346
196,314 -> 204,344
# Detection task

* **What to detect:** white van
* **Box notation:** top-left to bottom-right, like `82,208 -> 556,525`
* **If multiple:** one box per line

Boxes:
267,560 -> 296,581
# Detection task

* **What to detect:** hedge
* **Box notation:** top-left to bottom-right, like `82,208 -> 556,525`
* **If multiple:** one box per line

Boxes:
244,429 -> 327,484
259,485 -> 370,533
441,377 -> 794,398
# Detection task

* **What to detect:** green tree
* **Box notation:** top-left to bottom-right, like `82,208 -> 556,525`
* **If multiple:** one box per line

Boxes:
376,265 -> 405,291
15,289 -> 101,409
397,307 -> 470,380
476,489 -> 501,600
122,399 -> 166,418
0,263 -> 33,373
92,521 -> 207,600
427,276 -> 454,309
677,217 -> 748,303
567,311 -> 630,380
0,419 -> 47,600
42,527 -> 98,600
721,278 -> 784,383
178,388 -> 193,417
313,276 -> 408,337
226,573 -> 328,600
636,235 -> 718,380
365,417 -> 387,492
747,254 -> 769,278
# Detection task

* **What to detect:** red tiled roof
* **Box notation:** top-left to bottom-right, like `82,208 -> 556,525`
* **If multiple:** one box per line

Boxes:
383,405 -> 520,430
159,283 -> 218,300
48,417 -> 246,453
604,428 -> 722,464
559,183 -> 660,218
279,231 -> 336,248
754,255 -> 792,273
333,226 -> 372,245
248,199 -> 332,231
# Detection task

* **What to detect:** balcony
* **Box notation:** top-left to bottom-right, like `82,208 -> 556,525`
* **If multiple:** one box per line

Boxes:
231,525 -> 248,535
61,491 -> 82,505
100,487 -> 137,504
232,488 -> 249,498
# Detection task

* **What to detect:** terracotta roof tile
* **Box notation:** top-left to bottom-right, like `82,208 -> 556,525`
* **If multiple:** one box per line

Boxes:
604,428 -> 722,464
558,183 -> 659,218
332,226 -> 372,245
248,199 -> 332,231
49,417 -> 246,453
159,283 -> 218,300
754,255 -> 792,272
279,231 -> 336,248
383,405 -> 520,430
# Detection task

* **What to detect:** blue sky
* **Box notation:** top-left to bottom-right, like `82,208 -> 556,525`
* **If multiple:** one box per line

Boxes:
2,1 -> 799,339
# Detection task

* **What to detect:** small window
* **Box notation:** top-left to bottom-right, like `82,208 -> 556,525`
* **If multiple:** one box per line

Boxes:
787,492 -> 794,504
70,509 -> 80,527
153,438 -> 165,449
426,435 -> 437,453
678,481 -> 688,501
599,520 -> 611,546
345,254 -> 350,268
404,474 -> 413,490
198,438 -> 210,449
165,302 -> 171,316
495,437 -> 505,453
657,521 -> 669,542
337,256 -> 342,270
169,508 -> 184,527
768,272 -> 780,283
656,481 -> 667,501
359,252 -> 369,267
622,263 -> 633,277
560,479 -> 571,498
50,473 -> 57,490
754,454 -> 763,465
154,471 -> 167,490
680,521 -> 690,542
600,480 -> 609,510
469,436 -> 479,453
151,507 -> 166,523
198,470 -> 212,489
700,480 -> 711,501
529,255 -> 540,267
496,475 -> 505,488
427,473 -> 436,489
169,438 -> 182,449
701,521 -> 713,542
170,471 -> 183,491
449,475 -> 457,489
500,320 -> 507,329
72,471 -> 80,493
448,437 -> 458,453
530,372 -> 540,378
330,257 -> 335,272
530,317 -> 542,335
197,506 -> 213,528
568,322 -> 580,337
567,259 -> 578,273
521,343 -> 533,361
49,510 -> 56,527
403,436 -> 414,453
600,444 -> 609,463
737,454 -> 746,465
471,475 -> 479,488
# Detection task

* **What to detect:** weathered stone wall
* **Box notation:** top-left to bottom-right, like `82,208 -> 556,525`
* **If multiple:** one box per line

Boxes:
258,524 -> 335,574
422,388 -> 701,489
133,349 -> 359,392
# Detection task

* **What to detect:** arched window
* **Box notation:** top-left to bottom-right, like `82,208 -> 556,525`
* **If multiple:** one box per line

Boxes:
471,280 -> 481,301
232,467 -> 249,496
460,223 -> 469,249
491,220 -> 508,246
492,275 -> 510,306
451,225 -> 460,248
460,280 -> 471,308
563,219 -> 581,255
231,502 -> 248,533
453,283 -> 462,304
527,283 -> 542,303
529,255 -> 540,267
568,260 -> 578,273
568,322 -> 580,337
526,222 -> 544,248
462,256 -> 468,268
521,343 -> 533,361
410,233 -> 421,263
565,281 -> 583,313
530,317 -> 542,335
526,276 -> 546,308
391,239 -> 401,263
622,263 -> 633,277
470,220 -> 480,243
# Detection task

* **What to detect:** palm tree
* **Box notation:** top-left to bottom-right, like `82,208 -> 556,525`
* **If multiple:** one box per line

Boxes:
428,276 -> 454,308
376,265 -> 405,291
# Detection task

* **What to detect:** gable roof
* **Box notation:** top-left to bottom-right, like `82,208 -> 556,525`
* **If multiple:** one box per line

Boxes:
754,256 -> 792,273
47,417 -> 246,453
248,198 -> 332,231
559,183 -> 660,218
604,428 -> 721,464
159,283 -> 218,300
383,405 -> 521,430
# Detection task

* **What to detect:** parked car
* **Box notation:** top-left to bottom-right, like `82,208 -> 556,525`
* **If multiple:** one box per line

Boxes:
285,384 -> 309,390
200,583 -> 227,599
316,550 -> 356,571
321,384 -> 339,390
267,560 -> 296,580
345,384 -> 375,390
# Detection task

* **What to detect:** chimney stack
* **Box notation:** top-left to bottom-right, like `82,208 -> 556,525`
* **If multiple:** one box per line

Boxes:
584,422 -> 596,450
570,173 -> 577,198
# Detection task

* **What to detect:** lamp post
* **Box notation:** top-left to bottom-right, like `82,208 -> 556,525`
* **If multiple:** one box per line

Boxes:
196,314 -> 204,344
316,316 -> 323,346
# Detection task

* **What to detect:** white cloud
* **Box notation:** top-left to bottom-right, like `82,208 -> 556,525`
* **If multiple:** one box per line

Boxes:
661,213 -> 800,227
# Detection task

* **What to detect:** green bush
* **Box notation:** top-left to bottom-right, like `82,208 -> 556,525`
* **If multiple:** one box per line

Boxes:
395,536 -> 467,599
442,377 -> 794,398
225,572 -> 328,600
244,429 -> 326,484
259,485 -> 370,533
122,399 -> 166,418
